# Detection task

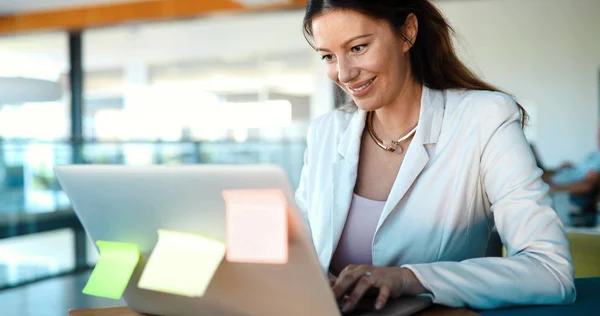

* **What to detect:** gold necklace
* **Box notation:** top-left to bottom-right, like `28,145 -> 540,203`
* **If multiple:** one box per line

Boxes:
366,111 -> 418,154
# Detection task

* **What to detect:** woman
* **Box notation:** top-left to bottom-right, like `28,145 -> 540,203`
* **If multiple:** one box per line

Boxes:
295,0 -> 576,312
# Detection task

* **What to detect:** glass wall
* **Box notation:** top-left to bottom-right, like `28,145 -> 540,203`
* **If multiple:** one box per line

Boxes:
0,31 -> 75,287
81,10 -> 322,187
0,9 -> 332,288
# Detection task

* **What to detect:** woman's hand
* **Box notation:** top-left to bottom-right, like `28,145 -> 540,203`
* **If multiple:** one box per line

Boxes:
331,265 -> 428,312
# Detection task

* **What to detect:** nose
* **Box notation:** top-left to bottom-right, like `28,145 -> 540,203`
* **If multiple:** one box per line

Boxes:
337,57 -> 359,84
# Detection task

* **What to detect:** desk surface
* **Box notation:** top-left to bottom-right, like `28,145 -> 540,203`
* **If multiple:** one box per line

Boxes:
69,278 -> 599,316
481,277 -> 599,316
68,305 -> 479,316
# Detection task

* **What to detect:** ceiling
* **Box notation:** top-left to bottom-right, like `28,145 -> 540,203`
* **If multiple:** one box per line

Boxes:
0,0 -> 147,15
0,9 -> 317,96
0,10 -> 312,71
0,0 -> 292,15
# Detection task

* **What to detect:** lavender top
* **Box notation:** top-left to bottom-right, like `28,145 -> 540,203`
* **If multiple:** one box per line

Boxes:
329,194 -> 386,275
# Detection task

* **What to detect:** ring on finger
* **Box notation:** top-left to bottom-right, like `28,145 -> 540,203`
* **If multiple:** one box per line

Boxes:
363,271 -> 375,284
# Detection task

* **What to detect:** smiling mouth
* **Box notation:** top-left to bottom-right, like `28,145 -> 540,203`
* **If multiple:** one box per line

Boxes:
349,78 -> 375,92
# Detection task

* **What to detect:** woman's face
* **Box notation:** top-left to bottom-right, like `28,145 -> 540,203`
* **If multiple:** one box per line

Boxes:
311,10 -> 416,111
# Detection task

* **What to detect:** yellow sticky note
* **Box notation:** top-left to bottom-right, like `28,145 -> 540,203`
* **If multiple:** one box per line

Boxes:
138,230 -> 225,297
222,189 -> 288,264
83,241 -> 140,300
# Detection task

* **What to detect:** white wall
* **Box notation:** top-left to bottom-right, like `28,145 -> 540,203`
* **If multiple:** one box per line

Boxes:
436,0 -> 600,167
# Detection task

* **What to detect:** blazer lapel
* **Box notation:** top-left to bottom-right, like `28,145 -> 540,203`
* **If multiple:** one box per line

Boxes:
328,110 -> 366,263
377,87 -> 446,230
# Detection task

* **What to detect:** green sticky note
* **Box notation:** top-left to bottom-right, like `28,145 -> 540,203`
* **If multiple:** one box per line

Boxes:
137,230 -> 226,297
82,241 -> 140,300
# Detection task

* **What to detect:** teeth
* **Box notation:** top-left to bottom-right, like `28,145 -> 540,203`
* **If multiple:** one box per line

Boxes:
351,79 -> 373,92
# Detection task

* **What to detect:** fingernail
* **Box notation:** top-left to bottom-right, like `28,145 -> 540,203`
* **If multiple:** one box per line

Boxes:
375,301 -> 383,310
342,302 -> 352,312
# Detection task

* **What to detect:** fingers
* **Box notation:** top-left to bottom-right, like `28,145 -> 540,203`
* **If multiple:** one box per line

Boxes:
332,265 -> 365,299
375,285 -> 391,310
329,278 -> 336,287
341,275 -> 375,312
331,266 -> 412,312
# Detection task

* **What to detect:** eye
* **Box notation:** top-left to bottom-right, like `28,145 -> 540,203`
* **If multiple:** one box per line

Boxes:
321,54 -> 334,62
351,44 -> 367,53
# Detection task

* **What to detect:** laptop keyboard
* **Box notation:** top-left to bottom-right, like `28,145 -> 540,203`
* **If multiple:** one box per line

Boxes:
338,297 -> 379,315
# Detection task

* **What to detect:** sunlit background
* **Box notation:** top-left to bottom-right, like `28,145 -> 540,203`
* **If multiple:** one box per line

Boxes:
0,0 -> 599,313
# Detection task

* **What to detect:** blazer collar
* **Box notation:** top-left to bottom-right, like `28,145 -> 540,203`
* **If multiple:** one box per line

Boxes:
329,86 -> 446,255
337,109 -> 366,164
419,86 -> 445,144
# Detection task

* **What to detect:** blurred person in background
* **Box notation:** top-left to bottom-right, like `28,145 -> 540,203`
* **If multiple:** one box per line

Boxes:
295,0 -> 575,312
543,126 -> 600,227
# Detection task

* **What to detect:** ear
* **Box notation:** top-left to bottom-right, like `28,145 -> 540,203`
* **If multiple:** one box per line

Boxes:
402,13 -> 418,53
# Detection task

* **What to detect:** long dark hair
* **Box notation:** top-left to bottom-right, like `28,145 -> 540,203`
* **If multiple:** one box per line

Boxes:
302,0 -> 527,126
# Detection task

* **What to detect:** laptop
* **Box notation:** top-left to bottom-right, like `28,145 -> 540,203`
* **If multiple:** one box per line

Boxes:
55,164 -> 432,316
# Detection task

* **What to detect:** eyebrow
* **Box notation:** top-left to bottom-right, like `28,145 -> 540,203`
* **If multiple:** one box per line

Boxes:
316,33 -> 374,52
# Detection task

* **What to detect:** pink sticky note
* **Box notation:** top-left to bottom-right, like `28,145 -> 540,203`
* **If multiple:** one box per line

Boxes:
222,189 -> 288,264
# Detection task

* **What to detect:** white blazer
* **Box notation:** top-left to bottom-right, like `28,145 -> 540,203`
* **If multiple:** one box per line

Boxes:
295,86 -> 576,309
